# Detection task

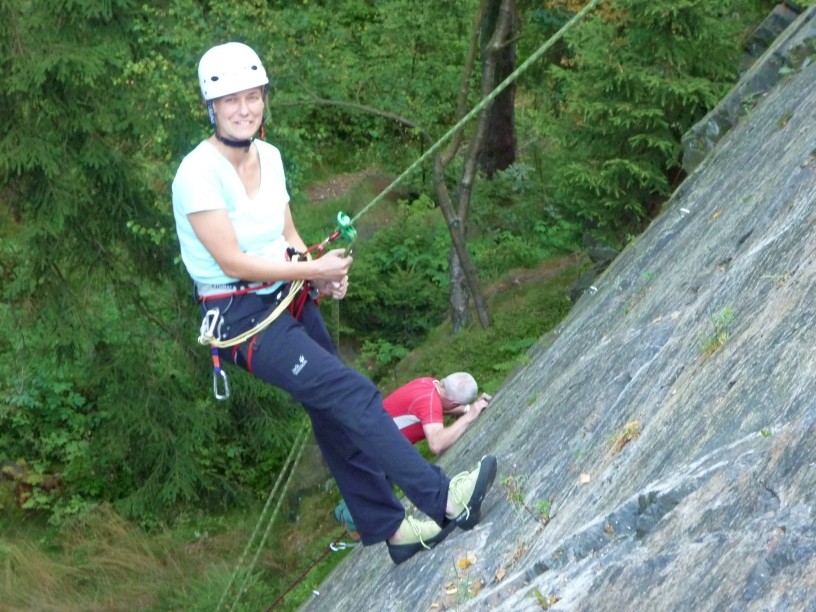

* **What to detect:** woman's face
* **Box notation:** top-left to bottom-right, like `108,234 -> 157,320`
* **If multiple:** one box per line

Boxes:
212,87 -> 265,140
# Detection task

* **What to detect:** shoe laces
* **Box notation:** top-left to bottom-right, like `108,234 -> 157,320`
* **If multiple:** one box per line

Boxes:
448,471 -> 472,521
404,516 -> 432,550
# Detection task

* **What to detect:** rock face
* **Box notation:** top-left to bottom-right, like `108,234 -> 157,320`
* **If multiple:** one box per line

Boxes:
305,7 -> 816,611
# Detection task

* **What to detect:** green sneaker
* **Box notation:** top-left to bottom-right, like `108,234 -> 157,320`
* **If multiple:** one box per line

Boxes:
386,515 -> 457,564
446,455 -> 498,530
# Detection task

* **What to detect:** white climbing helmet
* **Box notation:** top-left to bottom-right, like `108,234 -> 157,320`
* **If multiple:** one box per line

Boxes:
197,42 -> 269,101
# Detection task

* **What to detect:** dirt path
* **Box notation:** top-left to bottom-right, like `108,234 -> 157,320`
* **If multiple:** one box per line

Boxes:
303,170 -> 373,202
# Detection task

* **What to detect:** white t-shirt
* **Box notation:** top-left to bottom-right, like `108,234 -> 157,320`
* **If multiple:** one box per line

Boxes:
172,139 -> 291,286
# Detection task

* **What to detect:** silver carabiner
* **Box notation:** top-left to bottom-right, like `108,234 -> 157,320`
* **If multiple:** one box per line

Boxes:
213,368 -> 230,400
199,308 -> 221,344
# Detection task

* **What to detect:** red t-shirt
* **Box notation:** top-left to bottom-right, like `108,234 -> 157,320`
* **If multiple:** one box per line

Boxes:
383,377 -> 443,444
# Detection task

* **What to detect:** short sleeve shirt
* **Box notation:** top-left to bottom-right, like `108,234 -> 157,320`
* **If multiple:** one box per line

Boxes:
172,139 -> 290,285
383,377 -> 443,444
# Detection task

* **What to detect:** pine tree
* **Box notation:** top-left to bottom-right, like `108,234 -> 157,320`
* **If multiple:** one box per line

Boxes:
546,0 -> 750,242
0,0 -> 297,521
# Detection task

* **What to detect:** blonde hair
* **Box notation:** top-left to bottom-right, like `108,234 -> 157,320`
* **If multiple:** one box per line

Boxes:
440,372 -> 478,405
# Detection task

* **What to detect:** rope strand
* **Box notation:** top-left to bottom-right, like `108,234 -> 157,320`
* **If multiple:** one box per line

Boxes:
216,417 -> 311,612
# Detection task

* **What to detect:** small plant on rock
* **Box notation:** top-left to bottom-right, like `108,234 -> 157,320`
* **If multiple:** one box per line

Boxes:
501,475 -> 551,526
700,306 -> 734,356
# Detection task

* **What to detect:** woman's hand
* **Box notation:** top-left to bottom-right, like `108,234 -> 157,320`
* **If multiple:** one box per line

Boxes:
313,249 -> 353,283
310,250 -> 351,299
313,275 -> 349,300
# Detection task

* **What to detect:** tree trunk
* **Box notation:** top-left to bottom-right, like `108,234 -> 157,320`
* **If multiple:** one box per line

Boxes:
442,0 -> 515,329
448,248 -> 469,331
433,155 -> 491,329
478,0 -> 517,177
303,0 -> 516,332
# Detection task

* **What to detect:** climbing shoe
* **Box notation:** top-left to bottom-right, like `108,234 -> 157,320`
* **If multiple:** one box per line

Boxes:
446,455 -> 498,530
334,499 -> 361,541
386,515 -> 457,565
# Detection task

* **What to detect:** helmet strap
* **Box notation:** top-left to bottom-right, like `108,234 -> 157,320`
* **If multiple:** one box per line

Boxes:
215,132 -> 253,151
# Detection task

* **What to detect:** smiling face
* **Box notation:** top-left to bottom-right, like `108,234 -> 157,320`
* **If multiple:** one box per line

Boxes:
211,86 -> 265,141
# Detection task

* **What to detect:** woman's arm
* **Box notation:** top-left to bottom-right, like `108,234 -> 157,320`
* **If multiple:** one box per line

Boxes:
188,206 -> 352,284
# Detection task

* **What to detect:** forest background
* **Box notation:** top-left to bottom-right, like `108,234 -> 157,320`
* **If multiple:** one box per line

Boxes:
0,0 -> 795,609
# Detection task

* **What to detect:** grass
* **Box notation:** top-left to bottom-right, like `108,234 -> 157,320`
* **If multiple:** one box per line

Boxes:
0,507 -> 187,610
500,475 -> 551,527
0,492 -> 352,611
383,256 -> 581,395
609,420 -> 641,455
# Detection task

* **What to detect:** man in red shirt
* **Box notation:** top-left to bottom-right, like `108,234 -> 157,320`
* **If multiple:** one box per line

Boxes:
335,372 -> 491,537
384,372 -> 491,455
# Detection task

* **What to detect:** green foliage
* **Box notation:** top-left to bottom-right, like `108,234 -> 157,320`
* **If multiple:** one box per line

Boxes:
388,257 -> 581,392
343,197 -> 451,354
0,1 -> 313,524
358,339 -> 412,380
501,474 -> 551,525
469,162 -> 583,269
259,0 -> 479,172
544,0 -> 751,243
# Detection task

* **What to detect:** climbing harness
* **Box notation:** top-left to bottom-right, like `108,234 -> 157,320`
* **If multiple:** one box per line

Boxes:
198,286 -> 301,400
197,212 -> 357,400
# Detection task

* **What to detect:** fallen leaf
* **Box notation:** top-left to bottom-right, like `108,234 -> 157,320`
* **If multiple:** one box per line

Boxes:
496,567 -> 507,581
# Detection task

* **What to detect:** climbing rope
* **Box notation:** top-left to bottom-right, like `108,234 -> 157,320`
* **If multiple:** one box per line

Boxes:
264,529 -> 354,611
216,417 -> 311,612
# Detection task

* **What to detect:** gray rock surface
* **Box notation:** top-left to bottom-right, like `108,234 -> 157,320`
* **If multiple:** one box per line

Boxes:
304,7 -> 816,611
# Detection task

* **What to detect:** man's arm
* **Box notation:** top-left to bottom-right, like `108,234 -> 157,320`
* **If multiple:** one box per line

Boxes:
444,393 -> 492,417
422,395 -> 490,455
